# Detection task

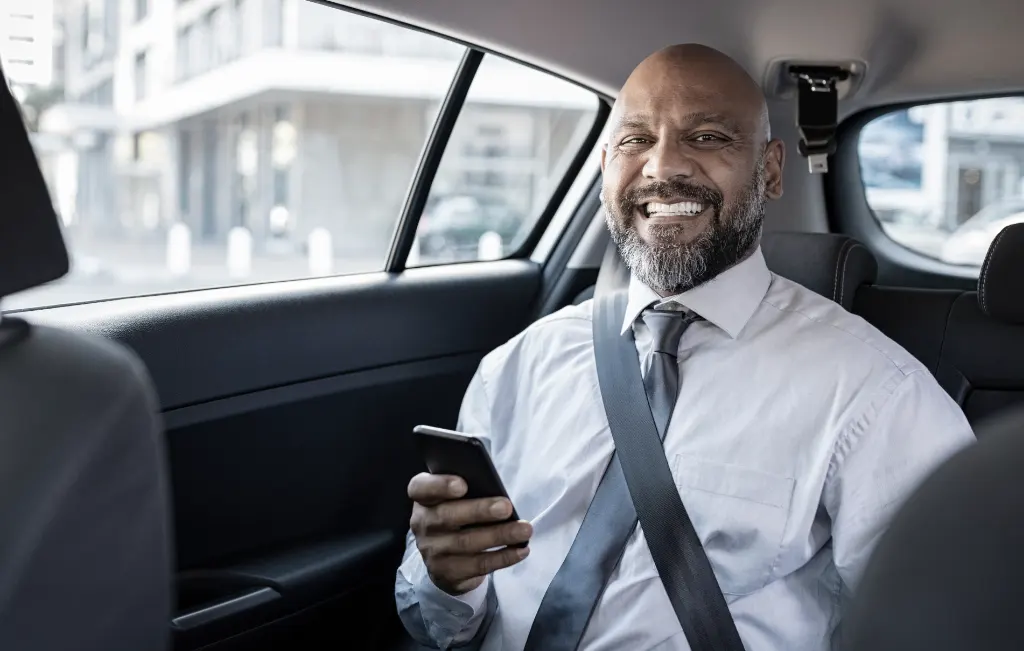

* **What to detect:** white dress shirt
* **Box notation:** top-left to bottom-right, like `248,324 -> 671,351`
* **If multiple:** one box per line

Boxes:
396,246 -> 975,651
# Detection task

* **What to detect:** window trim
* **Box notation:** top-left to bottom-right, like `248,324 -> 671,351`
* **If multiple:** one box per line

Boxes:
385,48 -> 481,271
826,96 -> 1024,289
323,0 -> 617,273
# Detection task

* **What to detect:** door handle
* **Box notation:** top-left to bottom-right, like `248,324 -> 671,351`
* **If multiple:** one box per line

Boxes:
171,586 -> 280,631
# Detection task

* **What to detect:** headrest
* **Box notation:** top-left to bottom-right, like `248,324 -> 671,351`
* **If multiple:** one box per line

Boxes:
979,223 -> 1024,325
0,65 -> 69,300
761,232 -> 877,310
845,405 -> 1024,650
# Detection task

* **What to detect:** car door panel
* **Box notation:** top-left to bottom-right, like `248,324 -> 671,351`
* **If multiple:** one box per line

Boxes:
20,261 -> 539,650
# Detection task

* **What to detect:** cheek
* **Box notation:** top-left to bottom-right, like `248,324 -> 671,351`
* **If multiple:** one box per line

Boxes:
603,157 -> 641,195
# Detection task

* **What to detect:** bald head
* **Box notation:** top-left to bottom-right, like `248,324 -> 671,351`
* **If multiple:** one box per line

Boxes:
600,43 -> 785,296
612,44 -> 771,145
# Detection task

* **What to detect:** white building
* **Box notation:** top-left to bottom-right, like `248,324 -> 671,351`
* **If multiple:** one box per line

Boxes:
0,0 -> 56,87
36,0 -> 596,259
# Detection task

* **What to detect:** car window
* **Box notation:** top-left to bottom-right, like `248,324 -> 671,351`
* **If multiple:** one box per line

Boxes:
859,98 -> 1024,268
409,55 -> 599,266
3,2 -> 605,311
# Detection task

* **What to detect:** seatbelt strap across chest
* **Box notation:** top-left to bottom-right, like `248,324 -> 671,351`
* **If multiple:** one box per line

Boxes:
591,242 -> 746,651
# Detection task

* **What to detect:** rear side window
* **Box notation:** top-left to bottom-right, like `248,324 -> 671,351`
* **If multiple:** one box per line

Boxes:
409,56 -> 598,266
859,98 -> 1024,268
2,2 -> 602,310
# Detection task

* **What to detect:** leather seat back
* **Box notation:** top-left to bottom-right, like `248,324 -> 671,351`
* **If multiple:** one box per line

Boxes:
0,65 -> 172,651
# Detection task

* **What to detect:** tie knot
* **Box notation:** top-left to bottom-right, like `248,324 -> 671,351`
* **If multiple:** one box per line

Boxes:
642,307 -> 699,356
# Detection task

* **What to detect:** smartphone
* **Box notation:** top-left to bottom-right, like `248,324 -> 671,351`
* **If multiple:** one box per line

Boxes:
413,425 -> 525,547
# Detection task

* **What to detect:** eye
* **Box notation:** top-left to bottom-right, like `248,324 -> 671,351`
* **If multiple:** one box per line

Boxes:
693,133 -> 727,143
620,136 -> 651,146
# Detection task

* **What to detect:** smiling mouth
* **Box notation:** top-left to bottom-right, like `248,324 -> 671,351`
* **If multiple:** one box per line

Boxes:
642,200 -> 708,219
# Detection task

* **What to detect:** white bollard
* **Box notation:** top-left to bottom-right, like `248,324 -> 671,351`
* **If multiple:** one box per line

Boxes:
166,223 -> 192,277
227,226 -> 253,279
308,227 -> 334,276
407,236 -> 421,266
477,231 -> 504,261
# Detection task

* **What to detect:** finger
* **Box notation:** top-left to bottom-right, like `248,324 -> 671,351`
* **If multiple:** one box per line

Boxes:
433,497 -> 513,529
434,521 -> 533,555
408,473 -> 467,506
436,546 -> 531,584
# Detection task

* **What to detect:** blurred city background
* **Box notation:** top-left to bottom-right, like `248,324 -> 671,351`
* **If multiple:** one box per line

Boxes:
3,0 -> 1024,310
1,0 -> 598,308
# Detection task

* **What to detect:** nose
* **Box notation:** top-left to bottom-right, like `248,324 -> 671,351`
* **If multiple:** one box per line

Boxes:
642,139 -> 696,181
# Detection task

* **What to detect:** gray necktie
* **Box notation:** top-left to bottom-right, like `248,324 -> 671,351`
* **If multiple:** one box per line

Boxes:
523,305 -> 700,651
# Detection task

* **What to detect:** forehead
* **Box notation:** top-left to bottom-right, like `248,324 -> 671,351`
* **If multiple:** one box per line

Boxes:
612,63 -> 760,133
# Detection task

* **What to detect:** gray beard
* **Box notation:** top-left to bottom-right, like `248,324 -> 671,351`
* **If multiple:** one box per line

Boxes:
603,163 -> 766,295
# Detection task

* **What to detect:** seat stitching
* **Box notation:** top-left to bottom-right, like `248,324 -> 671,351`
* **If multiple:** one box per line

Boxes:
832,239 -> 855,303
979,228 -> 1008,315
838,243 -> 865,307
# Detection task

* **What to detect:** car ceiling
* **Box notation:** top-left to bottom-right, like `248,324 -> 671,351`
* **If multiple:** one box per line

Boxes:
332,0 -> 1024,114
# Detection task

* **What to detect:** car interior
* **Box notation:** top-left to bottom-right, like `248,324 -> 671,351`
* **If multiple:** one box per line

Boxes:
3,0 -> 1024,649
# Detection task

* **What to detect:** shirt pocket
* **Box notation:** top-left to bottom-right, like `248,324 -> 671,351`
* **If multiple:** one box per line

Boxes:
671,454 -> 795,596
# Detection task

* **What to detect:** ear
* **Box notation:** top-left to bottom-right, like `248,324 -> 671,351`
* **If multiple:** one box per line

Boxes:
763,138 -> 785,200
600,144 -> 608,172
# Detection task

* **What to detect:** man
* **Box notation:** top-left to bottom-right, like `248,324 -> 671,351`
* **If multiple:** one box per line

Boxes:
396,44 -> 974,650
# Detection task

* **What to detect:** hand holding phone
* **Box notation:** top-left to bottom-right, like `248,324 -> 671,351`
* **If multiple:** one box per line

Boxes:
408,425 -> 532,596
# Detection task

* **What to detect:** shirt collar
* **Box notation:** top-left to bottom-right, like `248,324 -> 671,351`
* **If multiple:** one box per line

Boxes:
620,246 -> 772,339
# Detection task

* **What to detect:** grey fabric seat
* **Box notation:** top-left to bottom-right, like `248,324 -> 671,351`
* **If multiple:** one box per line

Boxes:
0,64 -> 172,651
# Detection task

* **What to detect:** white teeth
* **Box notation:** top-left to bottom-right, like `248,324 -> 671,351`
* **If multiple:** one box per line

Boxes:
645,201 -> 705,216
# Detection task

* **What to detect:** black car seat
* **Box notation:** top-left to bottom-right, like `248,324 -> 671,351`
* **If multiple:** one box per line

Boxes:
0,66 -> 172,651
933,223 -> 1024,421
845,404 -> 1024,650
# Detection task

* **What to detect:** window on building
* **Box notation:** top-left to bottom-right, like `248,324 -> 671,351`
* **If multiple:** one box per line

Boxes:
264,0 -> 284,48
5,3 -> 602,311
179,131 -> 191,216
191,12 -> 212,76
133,50 -> 147,100
83,0 -> 107,65
410,55 -> 599,265
860,98 -> 1024,269
211,5 -> 236,65
176,26 -> 189,79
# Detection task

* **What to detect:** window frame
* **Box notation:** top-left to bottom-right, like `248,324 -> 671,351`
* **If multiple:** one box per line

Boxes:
826,95 -> 1024,290
12,2 -> 612,311
307,1 -> 612,273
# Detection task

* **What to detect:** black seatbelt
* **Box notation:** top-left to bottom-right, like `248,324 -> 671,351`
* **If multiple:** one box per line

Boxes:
592,242 -> 746,651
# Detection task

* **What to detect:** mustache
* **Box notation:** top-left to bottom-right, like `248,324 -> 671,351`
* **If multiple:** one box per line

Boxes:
620,180 -> 723,213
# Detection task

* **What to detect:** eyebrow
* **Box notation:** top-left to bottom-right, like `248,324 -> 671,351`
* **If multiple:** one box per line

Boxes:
612,111 -> 745,135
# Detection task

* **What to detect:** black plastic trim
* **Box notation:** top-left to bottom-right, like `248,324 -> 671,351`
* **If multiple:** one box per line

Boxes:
163,353 -> 479,428
386,49 -> 483,271
172,587 -> 281,631
20,260 -> 539,409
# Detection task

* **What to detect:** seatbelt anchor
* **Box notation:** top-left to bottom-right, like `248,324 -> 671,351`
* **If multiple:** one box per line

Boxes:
789,65 -> 850,174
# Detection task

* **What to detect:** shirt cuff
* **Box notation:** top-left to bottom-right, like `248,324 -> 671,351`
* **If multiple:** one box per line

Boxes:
416,571 -> 490,620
